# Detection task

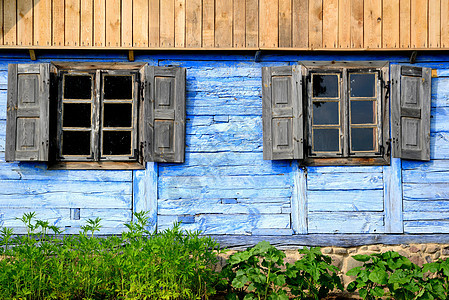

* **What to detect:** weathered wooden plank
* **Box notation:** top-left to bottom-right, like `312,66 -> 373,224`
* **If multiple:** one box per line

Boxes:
308,212 -> 384,233
0,0 -> 3,45
291,162 -> 307,234
34,0 -> 51,46
308,190 -> 384,211
186,0 -> 202,47
259,0 -> 278,47
363,0 -> 382,48
405,221 -> 449,234
246,0 -> 259,47
400,0 -> 411,48
16,0 -> 32,46
94,0 -> 106,46
215,0 -> 233,48
149,0 -> 160,47
402,159 -> 449,171
65,0 -> 81,46
351,0 -> 363,48
428,0 -> 441,48
431,107 -> 449,132
403,169 -> 449,183
431,78 -> 449,107
133,162 -> 157,232
382,0 -> 399,48
411,0 -> 428,48
159,164 -> 291,177
404,200 -> 449,212
307,172 -> 383,190
404,183 -> 449,200
160,0 -> 174,47
383,158 -> 403,233
442,0 -> 449,47
431,132 -> 449,159
279,0 -> 292,47
292,0 -> 308,48
233,0 -> 246,48
158,214 -> 290,234
202,0 -> 214,49
80,0 -> 94,46
175,0 -> 186,47
121,0 -> 133,47
404,211 -> 449,221
338,0 -> 351,48
52,1 -> 65,46
133,0 -> 149,47
106,0 -> 121,47
322,0 -> 338,48
309,0 -> 323,48
238,197 -> 291,204
307,165 -> 383,173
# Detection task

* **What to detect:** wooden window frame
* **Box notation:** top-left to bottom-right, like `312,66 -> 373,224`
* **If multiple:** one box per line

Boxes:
300,61 -> 390,166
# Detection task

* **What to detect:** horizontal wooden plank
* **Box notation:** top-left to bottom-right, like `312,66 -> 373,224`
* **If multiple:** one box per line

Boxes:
307,166 -> 383,173
405,221 -> 449,233
159,164 -> 291,176
402,159 -> 449,171
404,199 -> 449,212
308,212 -> 385,233
307,190 -> 384,211
307,173 -> 384,190
404,211 -> 449,221
404,183 -> 449,200
403,169 -> 449,183
430,132 -> 449,159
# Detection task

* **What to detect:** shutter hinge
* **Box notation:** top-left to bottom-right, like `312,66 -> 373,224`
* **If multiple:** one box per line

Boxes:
140,82 -> 145,100
385,80 -> 391,100
382,139 -> 392,156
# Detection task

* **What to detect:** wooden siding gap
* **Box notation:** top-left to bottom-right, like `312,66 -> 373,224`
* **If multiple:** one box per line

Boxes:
323,0 -> 338,48
350,0 -> 363,48
94,0 -> 106,47
149,0 -> 160,47
202,0 -> 214,47
428,0 -> 441,48
364,0 -> 382,48
259,0 -> 278,47
121,0 -> 133,47
215,0 -> 233,47
309,0 -> 323,48
382,0 -> 399,48
133,0 -> 148,47
52,0 -> 64,46
233,0 -> 246,47
293,0 -> 308,48
175,0 -> 186,47
106,0 -> 121,47
245,0 -> 258,47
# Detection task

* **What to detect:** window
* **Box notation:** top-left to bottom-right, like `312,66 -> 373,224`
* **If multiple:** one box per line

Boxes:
262,62 -> 431,165
5,63 -> 186,169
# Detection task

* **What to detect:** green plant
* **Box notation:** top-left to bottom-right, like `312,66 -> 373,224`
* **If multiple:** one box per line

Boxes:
285,247 -> 343,299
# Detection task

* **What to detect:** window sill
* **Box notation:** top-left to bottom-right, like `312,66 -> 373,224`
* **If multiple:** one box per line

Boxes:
48,161 -> 145,170
301,156 -> 390,166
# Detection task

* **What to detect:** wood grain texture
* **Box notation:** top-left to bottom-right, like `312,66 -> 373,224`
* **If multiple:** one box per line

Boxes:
400,0 -> 411,48
233,0 -> 246,47
149,0 -> 161,47
175,0 -> 186,47
106,0 -> 121,47
246,0 -> 259,47
215,0 -> 233,47
202,0 -> 214,47
364,0 -> 382,48
133,163 -> 158,232
442,0 -> 449,47
351,0 -> 363,48
411,0 -> 428,48
121,0 -> 133,47
279,0 -> 292,47
382,0 -> 399,48
34,0 -> 51,46
80,0 -> 94,46
428,0 -> 441,48
186,0 -> 202,47
383,158 -> 404,233
17,0 -> 33,46
338,0 -> 351,48
308,212 -> 384,233
309,0 -> 323,48
133,0 -> 148,47
259,0 -> 279,47
292,0 -> 308,48
94,0 -> 106,46
65,0 -> 80,46
322,0 -> 338,48
291,162 -> 307,234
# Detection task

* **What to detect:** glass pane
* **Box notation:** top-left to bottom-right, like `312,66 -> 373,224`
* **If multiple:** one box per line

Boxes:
64,75 -> 92,99
103,131 -> 132,155
312,74 -> 339,98
351,100 -> 375,124
63,103 -> 91,128
103,75 -> 133,99
103,103 -> 132,127
350,73 -> 376,97
313,101 -> 339,125
313,128 -> 340,152
62,131 -> 91,155
351,128 -> 375,151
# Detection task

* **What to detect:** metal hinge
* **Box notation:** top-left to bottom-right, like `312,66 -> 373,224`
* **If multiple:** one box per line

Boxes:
385,80 -> 391,99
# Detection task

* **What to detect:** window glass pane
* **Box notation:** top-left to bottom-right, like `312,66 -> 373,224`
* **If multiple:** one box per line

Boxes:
103,103 -> 132,127
63,103 -> 91,128
103,131 -> 132,155
313,128 -> 340,152
64,75 -> 92,99
313,101 -> 339,125
351,128 -> 375,151
350,73 -> 376,97
103,75 -> 133,99
351,100 -> 375,124
62,131 -> 91,155
312,74 -> 339,98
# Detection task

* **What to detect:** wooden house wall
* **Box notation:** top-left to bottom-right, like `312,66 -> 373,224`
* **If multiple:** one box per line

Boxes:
1,0 -> 448,50
1,51 -> 449,237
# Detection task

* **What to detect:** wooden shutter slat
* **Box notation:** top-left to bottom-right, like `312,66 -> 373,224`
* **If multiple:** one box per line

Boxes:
262,65 -> 304,160
144,66 -> 186,163
6,64 -> 50,162
392,65 -> 431,161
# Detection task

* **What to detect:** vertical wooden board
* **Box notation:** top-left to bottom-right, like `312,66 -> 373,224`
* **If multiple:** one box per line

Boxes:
133,163 -> 158,232
94,0 -> 106,47
149,0 -> 160,47
106,0 -> 121,47
52,1 -> 64,46
121,0 -> 133,47
0,0 -> 3,45
80,0 -> 93,46
202,0 -> 214,47
350,0 -> 363,48
160,0 -> 175,47
34,0 -> 51,46
233,0 -> 246,47
322,0 -> 338,48
411,0 -> 427,48
338,0 -> 351,48
175,0 -> 186,47
215,0 -> 233,47
382,0 -> 399,48
185,0 -> 201,47
259,0 -> 278,47
133,0 -> 149,47
292,162 -> 307,234
292,0 -> 308,48
4,0 -> 16,45
428,0 -> 441,48
17,0 -> 33,46
309,0 -> 323,48
246,0 -> 259,47
65,0 -> 80,46
442,0 -> 449,47
400,0 -> 411,48
363,0 -> 382,48
384,158 -> 404,233
279,0 -> 292,47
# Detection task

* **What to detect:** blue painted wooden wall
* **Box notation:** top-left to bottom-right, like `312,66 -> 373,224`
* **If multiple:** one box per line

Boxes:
1,51 -> 449,237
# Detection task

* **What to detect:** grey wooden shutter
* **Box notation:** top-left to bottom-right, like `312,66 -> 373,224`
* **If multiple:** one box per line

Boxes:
391,65 -> 431,161
143,65 -> 186,163
5,64 -> 50,162
262,65 -> 303,160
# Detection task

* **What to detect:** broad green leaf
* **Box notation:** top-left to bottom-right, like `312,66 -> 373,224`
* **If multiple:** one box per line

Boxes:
352,254 -> 371,262
369,268 -> 388,285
